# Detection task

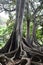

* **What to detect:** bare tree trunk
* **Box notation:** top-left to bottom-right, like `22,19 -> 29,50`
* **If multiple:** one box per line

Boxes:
26,1 -> 30,44
15,0 -> 26,49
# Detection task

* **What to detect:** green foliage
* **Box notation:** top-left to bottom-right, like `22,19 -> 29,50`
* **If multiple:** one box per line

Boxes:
0,17 -> 14,48
36,25 -> 43,45
22,21 -> 27,37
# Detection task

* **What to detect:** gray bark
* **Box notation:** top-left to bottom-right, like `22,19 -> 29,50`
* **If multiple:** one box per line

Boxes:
15,0 -> 26,48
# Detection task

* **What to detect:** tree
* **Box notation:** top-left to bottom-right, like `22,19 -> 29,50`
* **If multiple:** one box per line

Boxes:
0,0 -> 43,65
